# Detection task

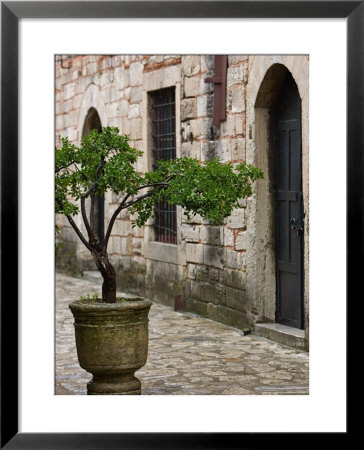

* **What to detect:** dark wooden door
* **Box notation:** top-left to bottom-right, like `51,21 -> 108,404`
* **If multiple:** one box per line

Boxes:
275,75 -> 304,329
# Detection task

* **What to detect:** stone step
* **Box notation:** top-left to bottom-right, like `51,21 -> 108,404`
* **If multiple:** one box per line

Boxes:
254,323 -> 307,351
82,271 -> 102,282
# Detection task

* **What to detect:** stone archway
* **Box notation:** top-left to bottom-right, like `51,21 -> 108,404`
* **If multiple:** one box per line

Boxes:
77,83 -> 108,143
245,57 -> 309,337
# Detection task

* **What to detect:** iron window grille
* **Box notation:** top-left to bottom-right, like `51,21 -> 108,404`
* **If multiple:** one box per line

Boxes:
150,87 -> 177,244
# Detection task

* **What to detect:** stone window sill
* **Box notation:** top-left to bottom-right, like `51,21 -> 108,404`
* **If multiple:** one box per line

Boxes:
144,241 -> 186,265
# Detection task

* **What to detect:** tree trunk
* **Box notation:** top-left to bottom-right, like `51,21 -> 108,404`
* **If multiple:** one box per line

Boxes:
91,251 -> 117,303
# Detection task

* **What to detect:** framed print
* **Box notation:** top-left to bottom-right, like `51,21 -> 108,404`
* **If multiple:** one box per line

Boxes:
1,1 -> 357,447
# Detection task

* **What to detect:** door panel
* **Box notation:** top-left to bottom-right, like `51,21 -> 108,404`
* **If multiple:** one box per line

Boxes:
275,75 -> 304,329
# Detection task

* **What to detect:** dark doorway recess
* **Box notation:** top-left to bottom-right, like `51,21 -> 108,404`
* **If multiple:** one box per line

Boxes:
82,107 -> 104,246
274,73 -> 304,329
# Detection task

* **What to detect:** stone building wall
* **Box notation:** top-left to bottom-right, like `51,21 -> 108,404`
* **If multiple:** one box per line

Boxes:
55,54 -> 309,340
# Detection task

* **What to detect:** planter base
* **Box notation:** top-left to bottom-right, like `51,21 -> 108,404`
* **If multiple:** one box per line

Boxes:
87,372 -> 141,395
69,297 -> 152,396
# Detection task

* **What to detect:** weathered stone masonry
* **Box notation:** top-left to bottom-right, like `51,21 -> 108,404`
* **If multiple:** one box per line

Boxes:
55,54 -> 309,343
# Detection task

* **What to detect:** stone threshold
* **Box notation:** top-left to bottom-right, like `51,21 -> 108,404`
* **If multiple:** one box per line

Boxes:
254,323 -> 307,351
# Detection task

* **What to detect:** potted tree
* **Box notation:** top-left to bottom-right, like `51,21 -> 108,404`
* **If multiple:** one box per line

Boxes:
55,127 -> 263,395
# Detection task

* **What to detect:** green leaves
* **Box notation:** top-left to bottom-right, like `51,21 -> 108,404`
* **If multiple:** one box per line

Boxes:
55,127 -> 142,215
55,126 -> 263,234
130,157 -> 264,226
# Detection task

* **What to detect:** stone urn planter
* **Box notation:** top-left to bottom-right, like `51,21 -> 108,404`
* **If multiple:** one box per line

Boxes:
69,297 -> 152,395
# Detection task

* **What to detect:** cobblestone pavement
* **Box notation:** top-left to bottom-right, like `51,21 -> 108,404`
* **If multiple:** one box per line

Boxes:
56,273 -> 309,395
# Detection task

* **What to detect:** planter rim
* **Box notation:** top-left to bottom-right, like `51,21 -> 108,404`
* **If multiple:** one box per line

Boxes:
69,297 -> 152,313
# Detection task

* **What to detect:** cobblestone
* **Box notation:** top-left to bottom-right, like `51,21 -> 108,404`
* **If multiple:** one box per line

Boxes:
56,273 -> 309,395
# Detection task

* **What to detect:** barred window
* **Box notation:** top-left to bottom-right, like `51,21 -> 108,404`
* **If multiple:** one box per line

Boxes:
149,87 -> 177,244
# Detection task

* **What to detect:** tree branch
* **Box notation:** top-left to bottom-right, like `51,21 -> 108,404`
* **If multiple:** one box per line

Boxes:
56,199 -> 93,252
102,182 -> 171,252
81,196 -> 95,243
90,190 -> 96,232
102,192 -> 131,252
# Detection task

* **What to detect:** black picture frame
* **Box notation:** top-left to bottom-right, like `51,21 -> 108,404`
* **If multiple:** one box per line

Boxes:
1,1 -> 356,447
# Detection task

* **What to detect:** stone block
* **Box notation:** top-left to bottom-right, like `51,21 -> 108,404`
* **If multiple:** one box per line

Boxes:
182,55 -> 201,76
119,256 -> 131,271
206,304 -> 249,328
196,95 -> 207,118
64,127 -> 78,142
120,237 -> 131,255
124,87 -> 131,102
63,82 -> 75,100
195,264 -> 208,281
109,236 -> 121,254
224,268 -> 246,290
201,141 -> 215,162
220,114 -> 235,137
208,267 -> 222,283
181,224 -> 200,242
114,67 -> 129,89
121,221 -> 132,236
190,280 -> 215,304
130,86 -> 142,102
225,286 -> 247,312
225,249 -> 238,269
130,62 -> 142,86
62,99 -> 72,114
181,142 -> 201,159
55,115 -> 64,131
112,55 -> 121,67
130,118 -> 142,140
128,104 -> 140,119
186,243 -> 204,264
227,64 -> 247,88
203,245 -> 224,269
132,225 -> 144,237
180,121 -> 191,144
86,62 -> 97,75
72,94 -> 83,110
226,208 -> 245,229
107,102 -> 121,118
231,86 -> 245,113
181,98 -> 197,121
147,55 -> 164,65
200,226 -> 222,245
228,55 -> 248,65
201,55 -> 214,72
189,117 -> 213,140
187,263 -> 198,280
215,284 -> 226,306
97,70 -> 110,88
214,139 -> 231,163
132,238 -> 142,254
121,118 -> 131,136
231,138 -> 246,161
110,86 -> 122,103
223,227 -> 234,247
235,231 -> 247,250
235,112 -> 245,136
184,75 -> 210,98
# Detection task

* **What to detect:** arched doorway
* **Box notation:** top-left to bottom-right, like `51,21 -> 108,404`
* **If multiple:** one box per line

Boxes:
82,107 -> 104,246
274,72 -> 304,329
250,63 -> 304,330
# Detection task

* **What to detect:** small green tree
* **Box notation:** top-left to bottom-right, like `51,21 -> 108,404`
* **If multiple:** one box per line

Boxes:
55,127 -> 263,303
